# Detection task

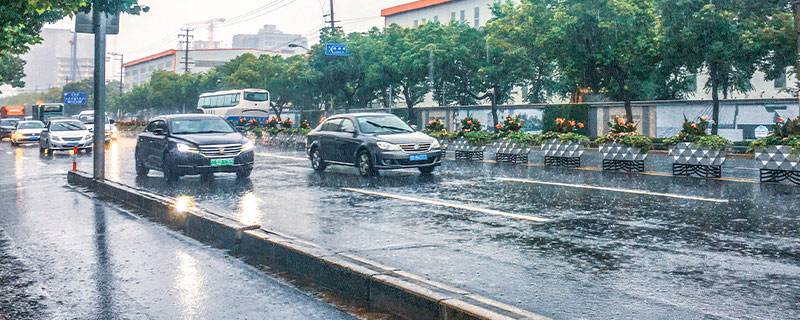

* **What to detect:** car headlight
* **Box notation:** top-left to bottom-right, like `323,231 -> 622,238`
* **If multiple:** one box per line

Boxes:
376,141 -> 402,151
83,134 -> 92,140
13,133 -> 22,139
242,140 -> 255,151
431,139 -> 441,149
176,143 -> 193,153
52,135 -> 63,141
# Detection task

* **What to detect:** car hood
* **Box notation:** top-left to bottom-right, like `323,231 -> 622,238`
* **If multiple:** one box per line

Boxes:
52,130 -> 90,138
172,132 -> 245,146
16,128 -> 44,134
372,132 -> 435,144
0,126 -> 15,130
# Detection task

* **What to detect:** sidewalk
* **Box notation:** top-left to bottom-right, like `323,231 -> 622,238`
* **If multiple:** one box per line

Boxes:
0,163 -> 352,319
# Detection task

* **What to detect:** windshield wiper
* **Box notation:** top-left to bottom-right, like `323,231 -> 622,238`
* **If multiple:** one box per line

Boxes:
365,121 -> 410,132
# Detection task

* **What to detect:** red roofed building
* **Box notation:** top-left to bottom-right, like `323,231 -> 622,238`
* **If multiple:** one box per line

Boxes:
381,0 -> 507,28
122,48 -> 295,92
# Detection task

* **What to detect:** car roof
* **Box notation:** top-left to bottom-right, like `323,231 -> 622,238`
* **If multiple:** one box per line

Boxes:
17,120 -> 43,124
157,114 -> 223,121
50,118 -> 82,123
329,112 -> 395,119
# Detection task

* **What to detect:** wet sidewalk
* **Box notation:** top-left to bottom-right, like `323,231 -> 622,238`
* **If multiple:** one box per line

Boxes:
0,162 -> 352,319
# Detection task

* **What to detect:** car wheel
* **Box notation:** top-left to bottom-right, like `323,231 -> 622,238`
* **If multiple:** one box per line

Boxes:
310,147 -> 327,172
39,143 -> 46,154
162,157 -> 179,182
418,166 -> 435,175
10,141 -> 17,147
357,150 -> 377,176
135,154 -> 149,177
236,168 -> 252,179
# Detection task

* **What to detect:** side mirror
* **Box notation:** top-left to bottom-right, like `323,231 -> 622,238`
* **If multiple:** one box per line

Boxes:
153,128 -> 166,135
109,119 -> 115,124
411,125 -> 418,131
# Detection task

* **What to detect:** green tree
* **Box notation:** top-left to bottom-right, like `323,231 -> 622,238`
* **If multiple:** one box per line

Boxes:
659,0 -> 796,134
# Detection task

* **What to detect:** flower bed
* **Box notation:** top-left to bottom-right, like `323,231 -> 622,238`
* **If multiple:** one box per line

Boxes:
665,116 -> 731,178
750,117 -> 800,184
539,118 -> 588,167
596,116 -> 652,172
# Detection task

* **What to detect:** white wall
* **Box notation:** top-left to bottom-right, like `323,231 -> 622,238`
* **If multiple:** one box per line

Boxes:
384,0 -> 508,28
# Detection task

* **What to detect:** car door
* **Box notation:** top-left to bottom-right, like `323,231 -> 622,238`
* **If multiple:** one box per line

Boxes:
335,118 -> 360,164
150,120 -> 170,169
319,119 -> 342,162
137,120 -> 157,168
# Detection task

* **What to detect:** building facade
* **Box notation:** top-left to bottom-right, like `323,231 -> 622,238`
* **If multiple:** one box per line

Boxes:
19,28 -> 95,91
232,25 -> 308,54
122,48 -> 296,91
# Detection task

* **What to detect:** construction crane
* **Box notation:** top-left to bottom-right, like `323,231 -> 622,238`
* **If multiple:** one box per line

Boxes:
184,18 -> 225,49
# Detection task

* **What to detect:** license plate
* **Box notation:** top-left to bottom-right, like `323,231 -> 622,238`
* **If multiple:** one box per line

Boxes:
28,137 -> 37,140
67,143 -> 78,146
409,154 -> 428,161
210,158 -> 234,166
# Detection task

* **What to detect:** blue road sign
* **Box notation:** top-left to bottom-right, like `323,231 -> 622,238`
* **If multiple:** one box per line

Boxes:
64,92 -> 87,105
325,43 -> 349,56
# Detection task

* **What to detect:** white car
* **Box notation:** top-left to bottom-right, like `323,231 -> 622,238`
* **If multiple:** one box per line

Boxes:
39,119 -> 94,153
10,120 -> 46,146
78,110 -> 118,141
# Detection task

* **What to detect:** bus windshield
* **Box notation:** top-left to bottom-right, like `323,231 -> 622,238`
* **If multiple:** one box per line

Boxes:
243,92 -> 269,101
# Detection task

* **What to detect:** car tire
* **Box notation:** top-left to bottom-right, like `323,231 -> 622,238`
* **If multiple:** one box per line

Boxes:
418,166 -> 435,175
357,150 -> 377,176
162,157 -> 179,182
10,141 -> 17,147
39,143 -> 45,154
135,155 -> 149,177
236,168 -> 252,179
310,147 -> 327,172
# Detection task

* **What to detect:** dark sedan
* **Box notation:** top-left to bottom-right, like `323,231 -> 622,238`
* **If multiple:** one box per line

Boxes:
135,114 -> 255,181
0,119 -> 18,139
306,113 -> 442,176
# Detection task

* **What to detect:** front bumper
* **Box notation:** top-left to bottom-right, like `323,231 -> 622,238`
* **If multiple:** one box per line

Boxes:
48,139 -> 93,150
374,149 -> 443,169
172,149 -> 255,175
11,136 -> 40,144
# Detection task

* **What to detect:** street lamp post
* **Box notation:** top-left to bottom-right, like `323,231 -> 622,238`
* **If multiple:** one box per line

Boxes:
288,43 -> 309,52
108,52 -> 123,95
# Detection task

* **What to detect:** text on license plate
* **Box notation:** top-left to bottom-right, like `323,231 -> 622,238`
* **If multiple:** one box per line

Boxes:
409,154 -> 428,161
210,158 -> 235,166
67,143 -> 78,146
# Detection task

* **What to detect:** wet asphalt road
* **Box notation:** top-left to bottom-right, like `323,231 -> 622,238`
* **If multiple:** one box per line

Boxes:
16,136 -> 800,319
0,140 -> 352,319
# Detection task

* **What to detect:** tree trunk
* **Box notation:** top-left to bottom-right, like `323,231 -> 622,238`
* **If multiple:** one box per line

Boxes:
793,3 -> 800,89
711,80 -> 720,135
491,88 -> 499,134
402,86 -> 415,125
624,98 -> 633,123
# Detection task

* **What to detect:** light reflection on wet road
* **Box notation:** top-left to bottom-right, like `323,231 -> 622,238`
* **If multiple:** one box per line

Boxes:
31,137 -> 800,318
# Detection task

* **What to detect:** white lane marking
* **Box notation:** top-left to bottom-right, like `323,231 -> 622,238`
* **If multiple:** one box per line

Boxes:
342,187 -> 550,222
256,153 -> 307,161
496,177 -> 729,203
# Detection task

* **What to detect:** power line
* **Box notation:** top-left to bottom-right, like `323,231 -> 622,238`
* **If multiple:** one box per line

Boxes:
217,0 -> 298,28
178,28 -> 194,73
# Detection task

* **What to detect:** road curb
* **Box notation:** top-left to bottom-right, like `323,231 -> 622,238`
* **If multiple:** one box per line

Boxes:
67,171 -> 549,320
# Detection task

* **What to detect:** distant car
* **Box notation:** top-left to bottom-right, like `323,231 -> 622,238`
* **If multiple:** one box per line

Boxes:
39,119 -> 93,152
306,113 -> 442,176
0,119 -> 19,138
77,110 -> 118,141
135,114 -> 255,181
10,120 -> 46,146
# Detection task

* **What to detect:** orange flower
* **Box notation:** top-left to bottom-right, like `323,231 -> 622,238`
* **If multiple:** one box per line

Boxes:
578,123 -> 584,128
793,117 -> 798,121
568,120 -> 576,126
777,117 -> 785,122
700,115 -> 708,121
691,123 -> 697,128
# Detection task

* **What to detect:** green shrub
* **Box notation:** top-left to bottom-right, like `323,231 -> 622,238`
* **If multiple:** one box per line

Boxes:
463,131 -> 496,146
542,104 -> 588,135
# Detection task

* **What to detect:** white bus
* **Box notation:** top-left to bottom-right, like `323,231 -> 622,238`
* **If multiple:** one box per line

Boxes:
197,89 -> 271,122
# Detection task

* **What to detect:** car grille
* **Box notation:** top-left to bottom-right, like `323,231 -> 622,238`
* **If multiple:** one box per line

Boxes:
198,144 -> 243,158
63,137 -> 82,141
22,133 -> 39,137
399,143 -> 431,153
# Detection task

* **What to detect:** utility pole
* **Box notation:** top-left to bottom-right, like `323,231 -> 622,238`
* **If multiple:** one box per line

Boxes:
92,5 -> 107,181
70,30 -> 78,82
178,28 -> 194,73
324,0 -> 339,32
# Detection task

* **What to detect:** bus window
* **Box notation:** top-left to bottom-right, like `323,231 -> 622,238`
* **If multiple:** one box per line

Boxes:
197,97 -> 206,108
211,96 -> 222,107
244,92 -> 268,101
231,93 -> 240,105
223,94 -> 232,107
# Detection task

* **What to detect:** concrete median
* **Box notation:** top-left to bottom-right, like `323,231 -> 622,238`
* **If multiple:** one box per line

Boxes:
67,170 -> 549,320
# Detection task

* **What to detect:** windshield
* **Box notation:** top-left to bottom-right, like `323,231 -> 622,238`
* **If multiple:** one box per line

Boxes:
170,118 -> 235,135
1,119 -> 18,127
243,92 -> 269,101
51,121 -> 86,131
356,116 -> 413,134
17,121 -> 44,129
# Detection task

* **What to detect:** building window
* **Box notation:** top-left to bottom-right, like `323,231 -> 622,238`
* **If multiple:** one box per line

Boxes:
434,15 -> 438,22
414,19 -> 419,27
474,7 -> 480,27
451,12 -> 456,22
421,18 -> 426,24
775,72 -> 787,89
460,10 -> 465,23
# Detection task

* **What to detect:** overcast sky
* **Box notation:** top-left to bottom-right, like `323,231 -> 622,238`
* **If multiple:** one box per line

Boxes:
48,0 -> 408,61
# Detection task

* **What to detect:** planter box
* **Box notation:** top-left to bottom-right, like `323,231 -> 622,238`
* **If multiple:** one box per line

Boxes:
452,138 -> 487,161
493,138 -> 532,163
755,145 -> 800,185
599,142 -> 647,172
669,142 -> 726,178
541,139 -> 583,167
